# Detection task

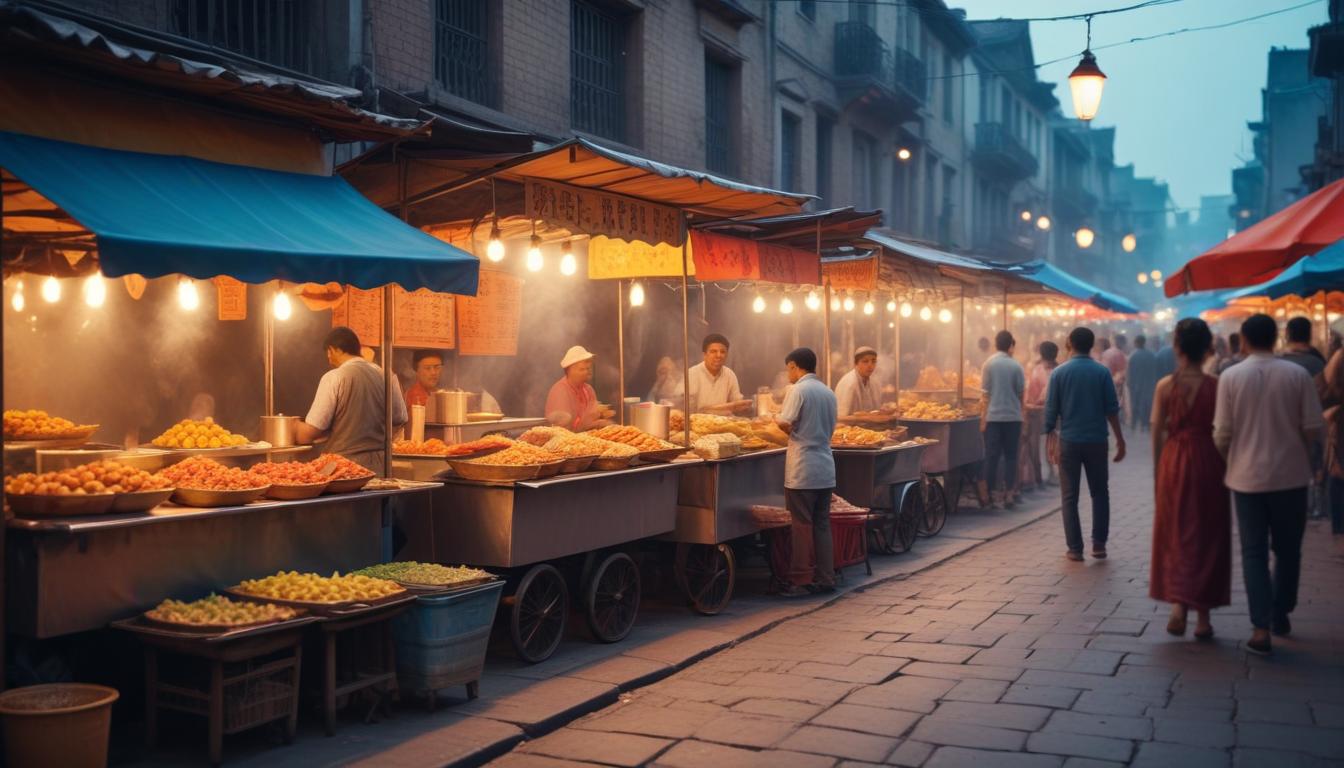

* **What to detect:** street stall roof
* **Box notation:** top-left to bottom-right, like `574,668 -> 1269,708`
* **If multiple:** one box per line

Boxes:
694,207 -> 883,250
0,131 -> 480,294
1005,261 -> 1142,315
1225,239 -> 1344,302
0,1 -> 426,143
1165,177 -> 1344,297
863,228 -> 1011,296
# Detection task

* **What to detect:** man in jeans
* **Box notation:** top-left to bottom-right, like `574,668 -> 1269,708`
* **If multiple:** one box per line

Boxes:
775,347 -> 839,596
981,330 -> 1025,509
1044,327 -> 1126,561
1214,313 -> 1323,655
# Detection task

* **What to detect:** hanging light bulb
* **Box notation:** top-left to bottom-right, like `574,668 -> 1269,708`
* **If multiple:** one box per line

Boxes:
843,295 -> 855,312
1154,278 -> 1164,288
1137,273 -> 1149,285
900,301 -> 913,318
273,290 -> 293,321
896,147 -> 912,161
938,308 -> 953,324
831,295 -> 841,312
178,277 -> 200,311
1013,308 -> 1027,319
629,281 -> 645,307
919,306 -> 932,322
41,276 -> 61,304
752,294 -> 766,314
1150,269 -> 1162,281
559,241 -> 577,276
805,290 -> 821,311
526,235 -> 544,272
83,273 -> 106,308
779,296 -> 794,315
1020,210 -> 1033,222
886,298 -> 897,313
863,300 -> 875,316
486,221 -> 505,263
1036,215 -> 1052,231
11,280 -> 25,313
1068,19 -> 1107,121
1074,227 -> 1095,249
1122,233 -> 1137,253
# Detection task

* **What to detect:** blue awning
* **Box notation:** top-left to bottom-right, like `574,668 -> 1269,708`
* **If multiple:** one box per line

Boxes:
0,131 -> 479,294
1227,239 -> 1344,301
1010,261 -> 1141,315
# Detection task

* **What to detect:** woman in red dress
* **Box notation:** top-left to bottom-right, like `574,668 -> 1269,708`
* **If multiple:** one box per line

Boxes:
1150,318 -> 1230,639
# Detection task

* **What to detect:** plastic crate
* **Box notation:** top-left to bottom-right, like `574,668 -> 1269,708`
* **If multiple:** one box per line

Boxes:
392,580 -> 505,699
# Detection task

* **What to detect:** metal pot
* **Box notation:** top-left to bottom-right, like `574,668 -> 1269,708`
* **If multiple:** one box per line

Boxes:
632,402 -> 671,439
435,390 -> 471,425
259,415 -> 300,448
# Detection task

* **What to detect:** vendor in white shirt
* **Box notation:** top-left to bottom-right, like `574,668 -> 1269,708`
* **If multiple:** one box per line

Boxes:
688,333 -> 751,415
834,346 -> 883,422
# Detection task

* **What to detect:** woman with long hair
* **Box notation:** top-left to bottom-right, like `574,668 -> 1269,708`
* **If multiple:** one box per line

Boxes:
1150,318 -> 1230,638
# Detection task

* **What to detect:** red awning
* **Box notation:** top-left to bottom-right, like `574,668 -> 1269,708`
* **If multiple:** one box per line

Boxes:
1166,177 -> 1344,297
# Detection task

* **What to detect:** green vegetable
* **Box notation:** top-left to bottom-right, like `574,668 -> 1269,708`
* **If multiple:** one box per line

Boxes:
353,561 -> 490,586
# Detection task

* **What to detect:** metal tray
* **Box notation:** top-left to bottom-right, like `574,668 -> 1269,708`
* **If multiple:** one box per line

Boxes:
222,587 -> 414,617
446,460 -> 541,482
534,459 -> 567,478
6,492 -> 116,517
558,455 -> 597,474
638,447 -> 686,463
171,486 -> 270,507
110,488 -> 175,513
111,613 -> 320,643
141,608 -> 304,634
323,475 -> 373,494
590,455 -> 634,471
264,481 -> 329,500
4,425 -> 99,443
394,574 -> 498,594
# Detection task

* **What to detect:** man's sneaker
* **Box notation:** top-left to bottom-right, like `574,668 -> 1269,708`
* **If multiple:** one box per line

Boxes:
1066,551 -> 1084,562
1245,636 -> 1272,656
1092,545 -> 1108,560
778,584 -> 810,597
1272,614 -> 1292,637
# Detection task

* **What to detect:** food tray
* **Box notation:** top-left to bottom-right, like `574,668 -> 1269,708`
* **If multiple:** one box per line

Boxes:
446,460 -> 541,482
171,486 -> 270,508
637,447 -> 686,463
141,609 -> 304,634
558,455 -> 597,474
111,487 -> 176,513
4,425 -> 99,443
590,455 -> 634,471
465,412 -> 504,422
394,574 -> 498,594
534,459 -> 566,478
323,475 -> 374,494
264,481 -> 329,500
6,492 -> 116,517
112,614 -> 320,643
832,443 -> 884,450
222,587 -> 415,617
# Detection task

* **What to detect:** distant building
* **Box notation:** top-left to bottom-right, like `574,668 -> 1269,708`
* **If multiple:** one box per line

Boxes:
1306,0 -> 1344,190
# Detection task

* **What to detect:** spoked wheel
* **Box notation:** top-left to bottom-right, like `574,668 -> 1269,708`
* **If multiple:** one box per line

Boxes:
509,564 -> 568,663
919,475 -> 948,537
675,543 -> 736,616
889,482 -> 921,553
585,552 -> 641,643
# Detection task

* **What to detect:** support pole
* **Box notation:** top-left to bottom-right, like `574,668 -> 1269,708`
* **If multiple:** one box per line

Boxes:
681,216 -> 692,447
823,283 -> 833,387
617,279 -> 626,423
893,291 -> 902,409
264,282 -> 275,416
387,156 -> 406,477
1003,284 -> 1009,333
958,290 -> 966,405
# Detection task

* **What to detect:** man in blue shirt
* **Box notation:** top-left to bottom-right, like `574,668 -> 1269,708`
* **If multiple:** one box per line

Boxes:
981,330 -> 1025,509
1044,327 -> 1127,561
776,347 -> 838,596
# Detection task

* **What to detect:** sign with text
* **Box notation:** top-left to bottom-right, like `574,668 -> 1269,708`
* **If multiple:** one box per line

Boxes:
331,286 -> 384,347
587,235 -> 695,279
689,231 -> 820,285
393,286 -> 456,349
822,257 -> 879,291
758,243 -> 821,285
214,276 -> 248,321
456,269 -> 522,356
526,179 -> 683,246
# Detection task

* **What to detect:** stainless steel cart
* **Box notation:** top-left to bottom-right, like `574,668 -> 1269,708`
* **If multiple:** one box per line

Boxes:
833,442 -> 931,554
896,417 -> 985,535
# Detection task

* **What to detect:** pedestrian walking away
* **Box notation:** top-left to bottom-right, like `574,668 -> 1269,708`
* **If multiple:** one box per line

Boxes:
981,330 -> 1025,508
1214,313 -> 1325,656
775,347 -> 838,597
1150,318 -> 1230,641
1025,341 -> 1060,488
1044,327 -> 1126,562
1127,334 -> 1157,433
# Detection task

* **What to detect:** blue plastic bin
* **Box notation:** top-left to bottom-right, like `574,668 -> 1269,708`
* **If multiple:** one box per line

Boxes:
392,579 -> 505,702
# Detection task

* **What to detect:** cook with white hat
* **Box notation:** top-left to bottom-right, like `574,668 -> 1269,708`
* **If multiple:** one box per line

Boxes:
545,345 -> 614,431
834,345 -> 882,421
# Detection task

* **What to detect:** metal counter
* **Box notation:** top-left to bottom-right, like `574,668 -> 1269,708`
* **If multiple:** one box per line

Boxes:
898,418 -> 984,474
429,462 -> 689,567
833,443 -> 930,509
6,484 -> 437,638
671,448 -> 787,545
423,417 -> 548,444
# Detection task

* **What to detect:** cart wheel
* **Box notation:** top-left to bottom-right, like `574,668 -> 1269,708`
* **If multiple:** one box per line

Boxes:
891,483 -> 921,553
919,476 -> 948,536
509,564 -> 568,663
675,543 -> 736,616
584,552 -> 641,643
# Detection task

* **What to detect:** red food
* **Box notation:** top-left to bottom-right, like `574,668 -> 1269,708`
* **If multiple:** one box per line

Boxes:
308,454 -> 375,480
250,461 -> 329,485
158,456 -> 268,491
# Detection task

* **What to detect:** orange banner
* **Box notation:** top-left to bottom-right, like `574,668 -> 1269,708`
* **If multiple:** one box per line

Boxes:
822,257 -> 879,291
689,230 -> 759,281
456,269 -> 522,356
587,235 -> 695,279
758,243 -> 821,285
331,286 -> 384,347
214,276 -> 247,321
393,286 -> 456,349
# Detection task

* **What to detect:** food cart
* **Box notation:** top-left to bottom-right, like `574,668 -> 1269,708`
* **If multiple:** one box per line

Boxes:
832,442 -> 932,553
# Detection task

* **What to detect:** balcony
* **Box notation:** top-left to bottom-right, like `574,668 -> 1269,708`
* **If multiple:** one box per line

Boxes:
833,21 -> 925,121
974,224 -> 1038,263
1309,22 -> 1344,77
973,123 -> 1039,182
1053,181 -> 1098,222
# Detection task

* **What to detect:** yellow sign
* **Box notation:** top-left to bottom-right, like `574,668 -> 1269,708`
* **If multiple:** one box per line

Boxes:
214,276 -> 247,321
823,257 -> 879,291
526,179 -> 684,246
586,236 -> 695,279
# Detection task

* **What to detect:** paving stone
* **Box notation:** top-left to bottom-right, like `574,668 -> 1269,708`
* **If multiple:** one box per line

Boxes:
1145,704 -> 1232,723
457,677 -> 619,732
732,698 -> 825,721
901,661 -> 1024,682
1025,731 -> 1134,762
776,725 -> 899,762
693,712 -> 799,749
340,714 -> 524,767
573,702 -> 717,739
1044,711 -> 1154,741
651,740 -> 833,768
887,739 -> 937,767
943,678 -> 1009,703
1061,759 -> 1126,768
843,675 -> 957,713
932,700 -> 1053,731
520,729 -> 673,767
1003,684 -> 1082,709
568,656 -> 673,689
1236,722 -> 1344,759
792,656 -> 909,684
882,643 -> 981,664
1232,747 -> 1339,768
924,746 -> 1064,768
1312,702 -> 1344,728
1071,691 -> 1158,717
1153,717 -> 1235,748
908,718 -> 1029,751
811,703 -> 922,738
1094,618 -> 1148,635
1131,741 -> 1231,768
1236,697 -> 1314,725
492,754 -> 594,768
1031,634 -> 1092,651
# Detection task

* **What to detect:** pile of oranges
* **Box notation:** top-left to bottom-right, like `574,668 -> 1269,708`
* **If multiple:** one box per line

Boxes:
158,456 -> 267,491
4,459 -> 170,497
310,454 -> 374,480
250,461 -> 329,486
3,409 -> 96,440
151,418 -> 249,450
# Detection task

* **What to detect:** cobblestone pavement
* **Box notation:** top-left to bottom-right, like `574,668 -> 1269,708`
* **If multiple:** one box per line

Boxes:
495,437 -> 1344,768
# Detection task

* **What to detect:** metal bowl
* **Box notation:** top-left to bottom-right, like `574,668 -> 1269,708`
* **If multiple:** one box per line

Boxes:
446,460 -> 541,482
171,486 -> 270,508
558,455 -> 597,474
265,481 -> 329,500
6,492 -> 116,518
323,475 -> 373,494
111,488 -> 175,513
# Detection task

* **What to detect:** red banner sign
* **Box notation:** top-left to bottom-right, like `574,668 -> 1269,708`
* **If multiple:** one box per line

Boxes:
689,231 -> 820,285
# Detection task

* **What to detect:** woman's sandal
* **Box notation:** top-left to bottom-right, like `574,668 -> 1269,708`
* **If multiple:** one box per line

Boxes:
1194,626 -> 1215,641
1166,615 -> 1188,636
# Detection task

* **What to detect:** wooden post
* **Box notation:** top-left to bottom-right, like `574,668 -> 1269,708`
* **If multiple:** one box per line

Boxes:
681,216 -> 692,446
617,279 -> 625,422
823,282 -> 833,386
958,290 -> 966,404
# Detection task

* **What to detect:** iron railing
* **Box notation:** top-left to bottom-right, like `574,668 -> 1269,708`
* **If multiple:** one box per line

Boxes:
571,0 -> 626,142
434,0 -> 493,106
833,21 -> 926,104
974,123 -> 1039,180
172,0 -> 310,73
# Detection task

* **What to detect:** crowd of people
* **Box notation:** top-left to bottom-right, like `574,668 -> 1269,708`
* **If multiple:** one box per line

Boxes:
985,314 -> 1341,656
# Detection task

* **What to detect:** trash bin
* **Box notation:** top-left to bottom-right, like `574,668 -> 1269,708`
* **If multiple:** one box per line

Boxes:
393,579 -> 504,704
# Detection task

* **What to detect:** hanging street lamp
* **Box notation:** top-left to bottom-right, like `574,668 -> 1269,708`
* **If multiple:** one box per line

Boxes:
1068,17 -> 1106,121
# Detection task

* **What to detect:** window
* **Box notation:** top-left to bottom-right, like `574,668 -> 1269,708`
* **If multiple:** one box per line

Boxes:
923,155 -> 939,238
705,56 -> 735,175
799,0 -> 816,21
434,0 -> 492,106
780,111 -> 802,191
852,130 -> 878,209
890,156 -> 910,232
942,53 -> 954,124
571,1 -> 627,142
172,0 -> 309,72
815,116 -> 833,206
848,0 -> 875,26
941,165 -> 957,245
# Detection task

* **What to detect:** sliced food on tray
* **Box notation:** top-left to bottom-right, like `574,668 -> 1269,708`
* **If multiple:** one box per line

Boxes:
310,454 -> 376,479
352,561 -> 491,587
3,409 -> 98,440
588,425 -> 678,452
521,426 -> 637,459
146,594 -> 298,627
234,570 -> 404,604
465,441 -> 564,466
158,456 -> 268,490
150,417 -> 249,449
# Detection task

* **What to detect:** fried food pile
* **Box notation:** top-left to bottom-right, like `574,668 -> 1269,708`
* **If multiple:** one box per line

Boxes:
159,456 -> 268,491
151,418 -> 249,449
589,425 -> 677,452
832,425 -> 888,447
520,427 -> 638,458
3,409 -> 97,440
900,401 -> 966,420
147,594 -> 297,626
394,435 -> 512,456
5,459 -> 172,496
234,570 -> 403,603
250,461 -> 329,486
465,441 -> 564,466
310,454 -> 375,480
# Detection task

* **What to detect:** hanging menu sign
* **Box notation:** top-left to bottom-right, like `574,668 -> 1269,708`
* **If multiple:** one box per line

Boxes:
456,269 -> 522,356
822,257 -> 879,291
586,235 -> 696,279
331,286 -> 384,347
214,276 -> 248,321
689,230 -> 759,281
758,243 -> 821,285
526,179 -> 684,246
393,286 -> 456,349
